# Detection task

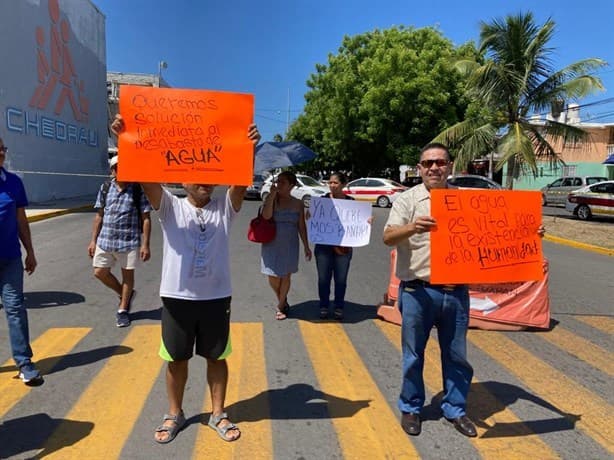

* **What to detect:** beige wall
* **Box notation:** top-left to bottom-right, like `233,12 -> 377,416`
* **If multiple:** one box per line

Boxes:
547,126 -> 614,163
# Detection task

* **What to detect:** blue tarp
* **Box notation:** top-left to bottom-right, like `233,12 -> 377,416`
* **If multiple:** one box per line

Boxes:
603,153 -> 614,164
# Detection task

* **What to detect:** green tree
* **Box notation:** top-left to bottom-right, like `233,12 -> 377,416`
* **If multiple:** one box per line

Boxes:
287,27 -> 476,177
433,12 -> 606,189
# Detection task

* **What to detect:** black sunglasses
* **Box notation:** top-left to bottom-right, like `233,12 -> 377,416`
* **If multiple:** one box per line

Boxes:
0,147 -> 7,153
419,159 -> 449,168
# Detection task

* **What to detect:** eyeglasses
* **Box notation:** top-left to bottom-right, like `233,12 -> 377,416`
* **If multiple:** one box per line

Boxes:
419,159 -> 449,168
0,147 -> 7,153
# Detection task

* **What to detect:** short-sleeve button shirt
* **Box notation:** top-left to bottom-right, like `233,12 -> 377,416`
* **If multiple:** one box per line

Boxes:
94,181 -> 152,252
384,183 -> 432,281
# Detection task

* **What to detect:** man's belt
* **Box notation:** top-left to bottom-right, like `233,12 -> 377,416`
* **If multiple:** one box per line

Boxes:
403,279 -> 460,291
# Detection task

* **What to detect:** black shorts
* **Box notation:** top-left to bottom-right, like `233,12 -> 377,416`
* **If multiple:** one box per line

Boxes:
159,296 -> 232,361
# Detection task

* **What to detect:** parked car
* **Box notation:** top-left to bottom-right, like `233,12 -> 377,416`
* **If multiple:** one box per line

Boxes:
343,178 -> 407,207
245,173 -> 268,200
565,180 -> 614,220
260,173 -> 328,207
402,176 -> 423,188
541,176 -> 608,206
447,174 -> 502,190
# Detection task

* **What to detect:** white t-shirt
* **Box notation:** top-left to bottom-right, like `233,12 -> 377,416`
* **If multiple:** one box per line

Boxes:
158,188 -> 236,300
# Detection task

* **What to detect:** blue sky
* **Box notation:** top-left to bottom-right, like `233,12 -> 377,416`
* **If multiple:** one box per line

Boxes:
96,0 -> 614,141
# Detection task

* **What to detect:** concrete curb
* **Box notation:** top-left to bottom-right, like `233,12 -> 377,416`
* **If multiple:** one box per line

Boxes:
27,205 -> 93,223
543,234 -> 613,257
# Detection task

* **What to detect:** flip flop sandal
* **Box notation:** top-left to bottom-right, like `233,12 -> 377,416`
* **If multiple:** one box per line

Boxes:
275,310 -> 287,320
334,308 -> 344,321
319,307 -> 328,319
208,412 -> 241,442
154,411 -> 186,444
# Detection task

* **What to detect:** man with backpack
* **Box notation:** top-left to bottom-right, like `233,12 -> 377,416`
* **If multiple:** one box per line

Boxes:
88,155 -> 152,327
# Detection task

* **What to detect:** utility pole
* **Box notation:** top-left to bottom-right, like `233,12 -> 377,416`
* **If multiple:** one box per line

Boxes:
286,87 -> 290,138
158,60 -> 167,87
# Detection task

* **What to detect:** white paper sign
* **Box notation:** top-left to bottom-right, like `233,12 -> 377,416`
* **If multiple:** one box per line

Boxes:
307,197 -> 372,247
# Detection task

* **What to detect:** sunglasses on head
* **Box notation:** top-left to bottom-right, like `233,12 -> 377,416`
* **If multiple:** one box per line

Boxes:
419,159 -> 449,168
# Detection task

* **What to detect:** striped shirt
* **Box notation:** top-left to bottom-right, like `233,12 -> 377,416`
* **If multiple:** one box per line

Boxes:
94,181 -> 152,252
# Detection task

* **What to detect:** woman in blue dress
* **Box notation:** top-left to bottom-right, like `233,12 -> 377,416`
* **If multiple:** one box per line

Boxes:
260,171 -> 312,319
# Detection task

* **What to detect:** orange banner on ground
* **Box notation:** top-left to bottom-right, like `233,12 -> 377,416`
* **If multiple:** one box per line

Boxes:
117,85 -> 254,185
430,189 -> 543,284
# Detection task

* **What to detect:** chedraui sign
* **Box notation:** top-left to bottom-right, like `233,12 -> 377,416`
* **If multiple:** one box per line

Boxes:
0,0 -> 107,201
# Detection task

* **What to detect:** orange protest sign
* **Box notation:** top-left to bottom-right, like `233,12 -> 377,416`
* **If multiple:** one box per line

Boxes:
117,85 -> 254,185
430,189 -> 544,284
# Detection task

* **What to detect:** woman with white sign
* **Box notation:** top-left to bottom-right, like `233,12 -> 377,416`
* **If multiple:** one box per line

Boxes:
260,171 -> 312,320
313,172 -> 356,321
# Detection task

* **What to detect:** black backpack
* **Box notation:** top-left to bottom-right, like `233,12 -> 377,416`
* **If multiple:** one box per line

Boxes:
99,181 -> 144,230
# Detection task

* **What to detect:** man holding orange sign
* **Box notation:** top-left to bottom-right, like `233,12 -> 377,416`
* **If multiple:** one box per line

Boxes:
112,94 -> 260,444
384,143 -> 477,438
384,143 -> 545,439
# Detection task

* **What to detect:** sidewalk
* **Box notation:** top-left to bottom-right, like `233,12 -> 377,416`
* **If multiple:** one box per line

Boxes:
26,196 -> 95,223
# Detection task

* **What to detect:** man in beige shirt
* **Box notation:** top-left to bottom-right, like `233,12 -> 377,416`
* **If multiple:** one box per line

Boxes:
383,143 -> 477,438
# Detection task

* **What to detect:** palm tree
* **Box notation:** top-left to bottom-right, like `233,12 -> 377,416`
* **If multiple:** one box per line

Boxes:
434,12 -> 606,189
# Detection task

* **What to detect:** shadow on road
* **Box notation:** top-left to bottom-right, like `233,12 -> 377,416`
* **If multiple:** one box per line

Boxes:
0,345 -> 132,376
129,306 -> 162,322
186,383 -> 371,428
0,412 -> 93,459
427,380 -> 580,437
285,301 -> 379,324
24,291 -> 86,308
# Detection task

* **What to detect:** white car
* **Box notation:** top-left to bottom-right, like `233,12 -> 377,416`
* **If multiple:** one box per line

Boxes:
565,180 -> 614,220
343,178 -> 407,207
260,174 -> 328,207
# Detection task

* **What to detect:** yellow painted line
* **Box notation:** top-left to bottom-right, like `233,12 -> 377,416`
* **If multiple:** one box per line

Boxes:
27,205 -> 93,223
300,321 -> 420,459
539,326 -> 613,376
193,323 -> 272,460
469,330 -> 614,453
0,327 -> 90,419
574,316 -> 614,335
377,321 -> 558,459
43,325 -> 163,459
543,234 -> 613,256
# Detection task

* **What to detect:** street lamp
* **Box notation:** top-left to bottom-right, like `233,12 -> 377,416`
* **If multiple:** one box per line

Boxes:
158,60 -> 168,87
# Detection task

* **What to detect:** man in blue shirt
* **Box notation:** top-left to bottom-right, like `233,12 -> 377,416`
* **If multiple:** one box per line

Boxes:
88,155 -> 152,327
0,137 -> 43,386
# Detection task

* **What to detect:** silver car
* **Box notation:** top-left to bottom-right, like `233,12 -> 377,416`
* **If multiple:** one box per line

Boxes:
245,173 -> 267,200
541,176 -> 608,206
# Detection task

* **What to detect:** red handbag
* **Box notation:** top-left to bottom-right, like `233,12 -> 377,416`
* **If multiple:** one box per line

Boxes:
247,207 -> 276,243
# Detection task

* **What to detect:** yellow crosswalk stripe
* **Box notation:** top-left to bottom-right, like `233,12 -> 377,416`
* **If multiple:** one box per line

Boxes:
193,323 -> 272,459
376,321 -> 559,460
539,325 -> 613,376
300,321 -> 420,459
43,325 -> 164,459
575,316 -> 614,335
0,327 -> 90,419
469,330 -> 614,453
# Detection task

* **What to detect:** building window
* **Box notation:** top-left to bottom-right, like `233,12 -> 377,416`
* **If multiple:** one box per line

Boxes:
562,165 -> 577,176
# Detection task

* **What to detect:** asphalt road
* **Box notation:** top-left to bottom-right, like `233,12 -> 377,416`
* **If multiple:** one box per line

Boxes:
0,198 -> 612,459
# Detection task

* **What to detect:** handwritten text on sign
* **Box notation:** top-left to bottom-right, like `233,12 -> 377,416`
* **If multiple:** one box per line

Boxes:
308,197 -> 372,247
117,85 -> 254,185
430,190 -> 543,284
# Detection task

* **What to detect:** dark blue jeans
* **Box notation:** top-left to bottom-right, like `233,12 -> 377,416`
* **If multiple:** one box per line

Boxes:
397,280 -> 473,419
314,245 -> 352,309
0,257 -> 33,367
